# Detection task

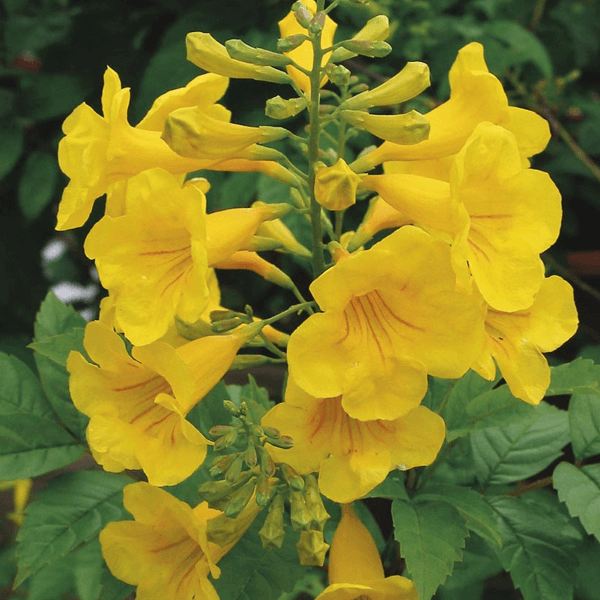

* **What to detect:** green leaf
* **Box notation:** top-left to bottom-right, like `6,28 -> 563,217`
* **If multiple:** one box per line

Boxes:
487,496 -> 577,600
470,403 -> 569,487
392,499 -> 468,600
547,358 -> 600,397
21,74 -> 88,121
211,513 -> 306,600
0,352 -> 83,479
18,151 -> 59,220
575,537 -> 600,600
484,20 -> 553,78
440,372 -> 533,441
72,539 -> 104,600
363,470 -> 408,500
16,471 -> 129,586
0,120 -> 24,180
187,380 -> 232,438
98,565 -> 135,600
414,483 -> 501,547
569,394 -> 600,459
31,292 -> 88,439
553,462 -> 600,541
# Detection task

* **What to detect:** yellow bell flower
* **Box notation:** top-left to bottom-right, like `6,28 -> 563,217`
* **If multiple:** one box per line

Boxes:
341,109 -> 430,145
361,123 -> 562,312
473,276 -> 578,404
287,226 -> 484,421
315,504 -> 418,600
100,483 -> 225,600
67,320 -> 260,486
350,42 -> 550,172
278,0 -> 337,93
314,158 -> 362,211
341,61 -> 430,111
186,32 -> 291,84
162,106 -> 287,161
0,479 -> 32,526
263,378 -> 445,503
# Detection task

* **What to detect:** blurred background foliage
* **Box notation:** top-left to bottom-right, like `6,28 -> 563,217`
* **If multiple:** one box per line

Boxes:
1,0 -> 600,364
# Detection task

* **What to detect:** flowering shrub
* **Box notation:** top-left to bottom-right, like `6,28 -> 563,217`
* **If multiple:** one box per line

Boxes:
1,2 -> 600,600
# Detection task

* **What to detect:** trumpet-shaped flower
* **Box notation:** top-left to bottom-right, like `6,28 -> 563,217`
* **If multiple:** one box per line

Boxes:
350,42 -> 550,173
186,32 -> 291,84
473,276 -> 578,404
361,123 -> 562,311
100,482 -> 225,600
315,504 -> 418,600
330,15 -> 390,63
262,379 -> 445,503
278,0 -> 337,93
67,320 -> 260,486
287,226 -> 484,421
340,109 -> 430,145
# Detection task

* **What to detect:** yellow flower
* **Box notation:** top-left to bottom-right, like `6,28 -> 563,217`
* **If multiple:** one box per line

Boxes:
315,158 -> 362,211
287,226 -> 484,421
99,482 -> 225,600
67,321 -> 260,486
315,504 -> 418,600
340,109 -> 430,145
361,122 -> 562,312
0,479 -> 32,526
263,379 -> 445,503
278,0 -> 337,93
186,32 -> 291,84
330,15 -> 390,62
350,42 -> 550,172
473,276 -> 578,404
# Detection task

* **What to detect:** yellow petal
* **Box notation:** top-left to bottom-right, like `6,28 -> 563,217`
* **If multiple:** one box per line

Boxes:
341,109 -> 430,145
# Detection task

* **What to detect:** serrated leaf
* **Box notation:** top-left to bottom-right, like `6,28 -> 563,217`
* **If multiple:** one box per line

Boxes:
18,150 -> 59,220
553,462 -> 600,541
547,358 -> 600,397
211,513 -> 306,600
363,470 -> 408,500
569,394 -> 600,459
414,483 -> 501,547
16,471 -> 129,586
421,376 -> 458,414
470,403 -> 569,487
31,292 -> 88,439
443,376 -> 533,441
392,499 -> 468,600
487,496 -> 577,600
0,352 -> 83,479
575,537 -> 600,600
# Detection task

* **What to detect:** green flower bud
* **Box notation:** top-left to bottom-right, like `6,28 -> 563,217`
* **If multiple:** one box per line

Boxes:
281,464 -> 304,490
223,400 -> 241,415
257,445 -> 276,477
230,355 -> 275,370
244,444 -> 258,468
296,529 -> 329,566
308,11 -> 325,35
214,428 -> 239,451
225,39 -> 292,67
262,426 -> 281,440
292,2 -> 312,27
277,34 -> 308,53
255,474 -> 271,507
328,64 -> 351,88
339,40 -> 392,58
268,435 -> 294,450
304,474 -> 330,531
211,317 -> 244,333
209,453 -> 237,477
198,479 -> 234,503
289,490 -> 311,531
208,425 -> 234,438
210,309 -> 243,322
259,494 -> 285,549
225,455 -> 245,484
224,479 -> 256,518
266,95 -> 307,120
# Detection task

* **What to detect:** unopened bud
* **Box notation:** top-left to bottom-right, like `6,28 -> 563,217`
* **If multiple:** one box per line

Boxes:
224,479 -> 256,518
296,529 -> 329,566
304,474 -> 329,530
289,490 -> 311,531
277,34 -> 308,53
350,83 -> 369,94
292,2 -> 312,27
214,428 -> 239,451
266,95 -> 307,120
244,445 -> 258,468
340,40 -> 392,58
210,309 -> 243,322
328,64 -> 351,88
262,426 -> 281,440
209,453 -> 237,478
198,479 -> 234,503
255,474 -> 270,506
224,400 -> 241,415
225,455 -> 245,483
281,464 -> 304,491
308,11 -> 325,35
259,494 -> 285,549
230,354 -> 274,370
315,158 -> 361,211
258,446 -> 276,477
211,317 -> 244,333
269,435 -> 294,450
225,39 -> 292,67
208,425 -> 234,438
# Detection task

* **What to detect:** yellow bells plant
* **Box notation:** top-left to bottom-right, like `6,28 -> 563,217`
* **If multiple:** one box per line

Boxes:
278,0 -> 337,93
100,483 -> 232,600
67,320 -> 262,486
315,504 -> 418,600
287,226 -> 485,421
350,42 -> 550,173
262,378 -> 445,503
314,158 -> 362,211
361,122 -> 562,312
473,276 -> 578,404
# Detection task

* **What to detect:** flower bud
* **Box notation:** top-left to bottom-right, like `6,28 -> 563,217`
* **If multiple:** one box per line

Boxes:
224,479 -> 256,518
224,400 -> 241,415
225,39 -> 292,67
210,309 -> 244,322
304,474 -> 330,530
277,34 -> 308,53
265,95 -> 307,120
296,529 -> 329,566
214,428 -> 239,451
209,425 -> 234,438
244,444 -> 258,468
289,490 -> 311,531
268,434 -> 295,450
339,40 -> 392,59
258,445 -> 276,477
315,158 -> 361,211
292,2 -> 312,27
255,474 -> 271,506
331,15 -> 390,62
281,464 -> 304,490
225,455 -> 246,483
342,109 -> 430,145
259,494 -> 285,549
262,425 -> 281,440
328,64 -> 351,88
209,453 -> 237,477
230,355 -> 275,370
198,479 -> 234,503
211,317 -> 245,333
308,11 -> 326,35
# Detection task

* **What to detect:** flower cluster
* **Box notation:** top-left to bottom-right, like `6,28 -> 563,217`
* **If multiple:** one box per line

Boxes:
56,0 -> 577,597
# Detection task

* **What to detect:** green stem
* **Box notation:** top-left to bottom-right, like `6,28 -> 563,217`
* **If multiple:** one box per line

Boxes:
259,331 -> 287,358
334,210 -> 344,241
263,301 -> 317,326
308,3 -> 327,277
